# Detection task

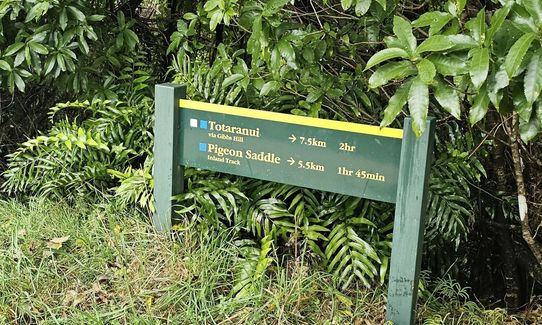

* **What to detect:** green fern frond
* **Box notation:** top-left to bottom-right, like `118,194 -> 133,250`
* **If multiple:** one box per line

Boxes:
173,174 -> 248,228
231,232 -> 276,298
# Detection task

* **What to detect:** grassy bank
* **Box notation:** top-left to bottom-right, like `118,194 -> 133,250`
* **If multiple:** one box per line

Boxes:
0,199 -> 527,324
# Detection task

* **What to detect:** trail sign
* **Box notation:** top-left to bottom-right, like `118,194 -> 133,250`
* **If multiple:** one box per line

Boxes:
178,98 -> 403,203
153,84 -> 435,325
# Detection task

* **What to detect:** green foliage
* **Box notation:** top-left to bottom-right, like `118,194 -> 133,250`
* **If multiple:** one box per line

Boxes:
169,0 -> 394,121
0,198 -> 412,324
1,0 -> 513,297
365,0 -> 542,142
0,198 -> 518,324
173,173 -> 394,288
231,233 -> 275,297
2,75 -> 154,208
162,1 -> 492,287
419,275 -> 508,325
426,123 -> 485,247
0,1 -> 144,96
172,171 -> 248,228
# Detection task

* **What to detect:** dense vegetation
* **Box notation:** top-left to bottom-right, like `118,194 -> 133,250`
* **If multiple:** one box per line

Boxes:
0,199 -> 522,323
1,0 -> 541,318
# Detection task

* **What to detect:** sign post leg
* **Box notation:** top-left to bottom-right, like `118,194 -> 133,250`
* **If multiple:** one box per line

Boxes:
153,83 -> 186,232
386,118 -> 435,324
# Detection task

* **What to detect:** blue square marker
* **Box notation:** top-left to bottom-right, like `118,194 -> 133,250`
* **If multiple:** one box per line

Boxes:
199,143 -> 207,152
199,120 -> 208,129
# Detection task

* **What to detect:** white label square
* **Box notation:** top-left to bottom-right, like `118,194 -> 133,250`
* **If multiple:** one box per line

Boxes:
190,118 -> 198,128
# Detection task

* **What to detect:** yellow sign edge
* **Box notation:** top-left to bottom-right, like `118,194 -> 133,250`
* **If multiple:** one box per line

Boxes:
179,99 -> 403,139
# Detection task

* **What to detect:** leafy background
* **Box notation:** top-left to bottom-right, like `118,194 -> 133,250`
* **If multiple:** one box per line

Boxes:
1,0 -> 541,312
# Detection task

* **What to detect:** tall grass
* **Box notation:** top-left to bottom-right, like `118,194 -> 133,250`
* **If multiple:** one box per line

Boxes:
0,199 -> 387,324
0,198 -> 522,324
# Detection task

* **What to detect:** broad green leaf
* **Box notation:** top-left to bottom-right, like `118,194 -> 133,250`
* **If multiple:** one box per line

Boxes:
355,0 -> 371,16
512,87 -> 532,122
57,53 -> 66,71
116,32 -> 124,49
364,48 -> 409,71
14,73 -> 25,92
68,6 -> 85,21
509,9 -> 538,34
25,2 -> 50,22
24,46 -> 31,66
504,33 -> 537,78
523,0 -> 542,25
4,42 -> 25,56
28,42 -> 48,55
469,47 -> 489,89
416,35 -> 454,54
519,114 -> 541,143
412,11 -> 452,30
524,50 -> 542,104
204,0 -> 220,11
427,54 -> 468,76
368,61 -> 417,88
59,8 -> 68,30
125,30 -> 140,48
383,36 -> 403,49
270,47 -> 281,73
183,13 -> 198,20
87,15 -> 105,22
44,56 -> 56,75
209,10 -> 223,31
408,77 -> 429,136
518,101 -> 533,122
465,8 -> 486,44
14,51 -> 25,67
412,11 -> 452,36
393,16 -> 417,54
434,80 -> 460,118
447,0 -> 467,18
314,39 -> 327,59
488,67 -> 509,108
264,0 -> 290,12
306,88 -> 324,103
247,16 -> 262,57
302,47 -> 314,63
486,5 -> 511,45
380,80 -> 412,127
260,81 -> 280,96
79,35 -> 89,54
0,60 -> 11,71
374,0 -> 386,10
278,39 -> 295,62
446,34 -> 478,50
412,11 -> 449,27
469,85 -> 490,125
341,0 -> 353,10
417,59 -> 436,84
222,73 -> 244,88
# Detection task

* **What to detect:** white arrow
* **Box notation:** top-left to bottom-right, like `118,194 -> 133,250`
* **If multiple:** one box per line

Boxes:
287,157 -> 295,165
288,134 -> 296,143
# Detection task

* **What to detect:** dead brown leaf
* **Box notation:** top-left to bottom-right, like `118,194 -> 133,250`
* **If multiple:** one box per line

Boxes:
46,235 -> 70,250
63,289 -> 85,307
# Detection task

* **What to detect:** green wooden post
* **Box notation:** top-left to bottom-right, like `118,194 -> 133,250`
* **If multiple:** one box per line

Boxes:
386,118 -> 435,325
153,84 -> 186,232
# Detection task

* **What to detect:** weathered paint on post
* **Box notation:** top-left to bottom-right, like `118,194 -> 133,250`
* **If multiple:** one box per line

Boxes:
153,84 -> 186,231
386,118 -> 435,325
